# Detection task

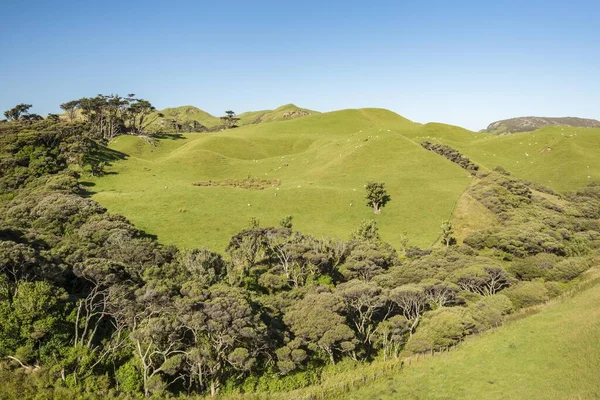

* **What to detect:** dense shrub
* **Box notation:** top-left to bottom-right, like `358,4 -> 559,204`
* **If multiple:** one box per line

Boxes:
547,258 -> 590,282
405,308 -> 475,354
508,253 -> 561,281
469,294 -> 514,331
504,280 -> 549,309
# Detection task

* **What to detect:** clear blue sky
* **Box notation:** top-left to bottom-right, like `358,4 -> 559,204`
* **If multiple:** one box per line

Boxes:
1,0 -> 599,130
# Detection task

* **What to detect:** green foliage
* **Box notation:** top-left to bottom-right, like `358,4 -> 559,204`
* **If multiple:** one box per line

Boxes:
405,307 -> 475,354
547,257 -> 590,282
115,360 -> 143,393
350,219 -> 380,241
469,294 -> 514,331
279,215 -> 294,229
364,181 -> 391,214
3,104 -> 33,121
504,280 -> 549,309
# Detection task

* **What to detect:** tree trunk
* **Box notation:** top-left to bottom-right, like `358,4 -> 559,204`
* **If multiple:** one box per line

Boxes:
373,202 -> 380,214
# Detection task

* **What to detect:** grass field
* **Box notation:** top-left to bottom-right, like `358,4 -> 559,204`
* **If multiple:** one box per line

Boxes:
88,108 -> 471,251
87,107 -> 600,251
412,124 -> 600,192
343,274 -> 600,400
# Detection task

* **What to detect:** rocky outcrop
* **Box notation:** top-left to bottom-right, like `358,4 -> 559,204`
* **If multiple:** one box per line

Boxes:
282,110 -> 311,119
485,117 -> 600,135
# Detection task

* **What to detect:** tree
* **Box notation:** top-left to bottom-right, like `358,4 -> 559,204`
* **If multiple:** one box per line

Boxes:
440,220 -> 454,248
3,104 -> 33,121
350,219 -> 380,241
284,291 -> 356,366
421,280 -> 459,309
389,284 -> 428,334
336,280 -> 389,350
372,315 -> 409,360
365,182 -> 391,214
404,307 -> 475,354
451,266 -> 513,296
177,248 -> 227,288
340,241 -> 396,281
126,98 -> 157,134
220,110 -> 240,129
178,284 -> 266,396
60,100 -> 80,121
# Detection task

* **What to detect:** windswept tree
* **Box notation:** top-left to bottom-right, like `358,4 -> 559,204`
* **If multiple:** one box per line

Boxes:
3,104 -> 33,121
220,110 -> 240,129
389,284 -> 428,334
60,100 -> 80,121
336,280 -> 389,350
365,181 -> 391,214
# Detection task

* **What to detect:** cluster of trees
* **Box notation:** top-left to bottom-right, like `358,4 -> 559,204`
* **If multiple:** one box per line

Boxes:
421,141 -> 480,172
59,94 -> 158,141
0,115 -> 599,399
3,104 -> 43,122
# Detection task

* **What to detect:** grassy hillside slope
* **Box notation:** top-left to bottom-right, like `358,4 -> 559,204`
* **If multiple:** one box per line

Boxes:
88,108 -> 471,251
411,124 -> 600,192
237,104 -> 319,125
345,275 -> 600,400
148,105 -> 222,128
87,107 -> 600,251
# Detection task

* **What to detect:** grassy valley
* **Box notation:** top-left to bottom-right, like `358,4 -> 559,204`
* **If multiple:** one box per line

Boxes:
88,108 -> 471,251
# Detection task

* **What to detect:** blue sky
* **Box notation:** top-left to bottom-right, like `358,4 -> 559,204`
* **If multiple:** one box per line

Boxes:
1,0 -> 599,130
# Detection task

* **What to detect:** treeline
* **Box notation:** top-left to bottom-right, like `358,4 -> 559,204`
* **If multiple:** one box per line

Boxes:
0,118 -> 599,399
421,141 -> 479,172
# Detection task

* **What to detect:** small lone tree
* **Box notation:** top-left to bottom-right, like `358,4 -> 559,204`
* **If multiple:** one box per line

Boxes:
441,220 -> 454,248
350,219 -> 380,241
279,215 -> 293,229
365,181 -> 391,214
221,110 -> 240,129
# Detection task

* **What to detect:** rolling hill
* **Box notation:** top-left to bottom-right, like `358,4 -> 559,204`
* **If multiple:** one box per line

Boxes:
412,124 -> 600,192
145,104 -> 318,133
87,108 -> 470,251
237,104 -> 319,125
484,116 -> 600,135
87,107 -> 600,251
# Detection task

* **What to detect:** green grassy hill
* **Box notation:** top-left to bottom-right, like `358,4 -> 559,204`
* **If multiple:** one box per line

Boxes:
88,107 -> 600,251
237,104 -> 319,125
88,108 -> 470,251
344,274 -> 600,400
147,105 -> 222,129
413,124 -> 600,192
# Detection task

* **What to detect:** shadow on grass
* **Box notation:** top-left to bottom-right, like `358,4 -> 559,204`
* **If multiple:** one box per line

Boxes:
151,132 -> 185,141
79,180 -> 97,198
87,145 -> 128,164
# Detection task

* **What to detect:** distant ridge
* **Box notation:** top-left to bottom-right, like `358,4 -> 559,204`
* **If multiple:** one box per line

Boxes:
147,104 -> 318,132
237,104 -> 319,125
485,116 -> 600,135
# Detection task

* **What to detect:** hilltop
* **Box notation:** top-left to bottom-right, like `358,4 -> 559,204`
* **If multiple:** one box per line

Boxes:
485,116 -> 600,135
146,103 -> 318,132
237,104 -> 319,125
